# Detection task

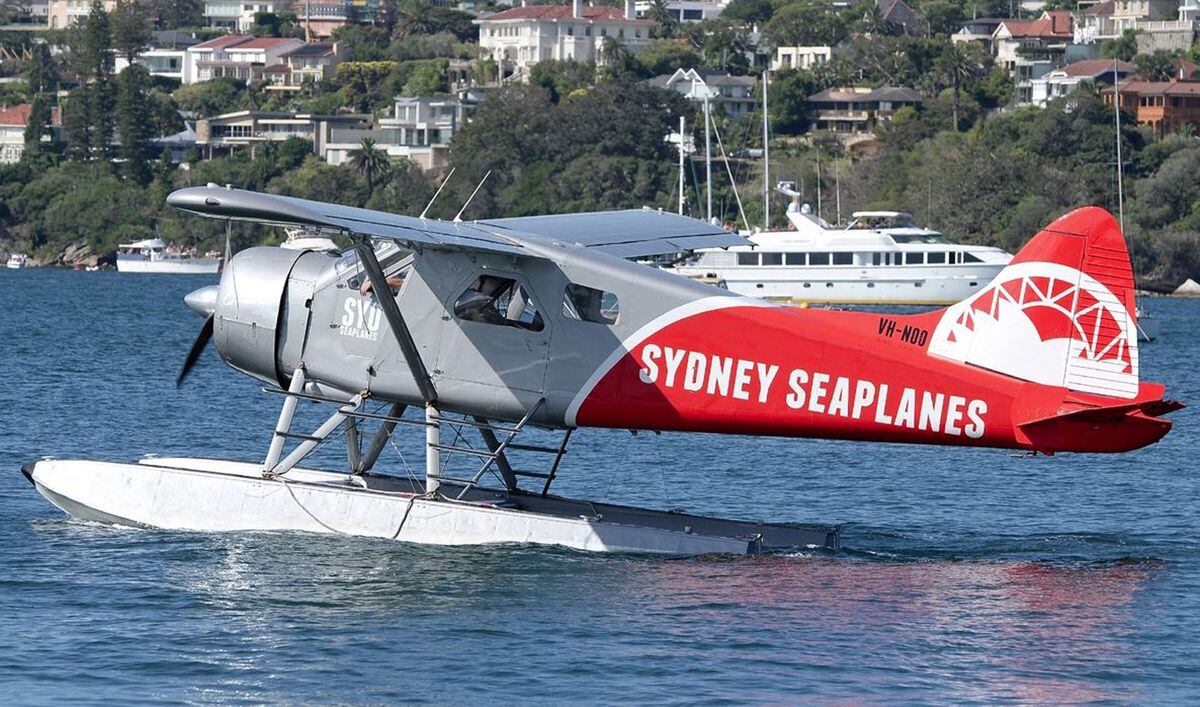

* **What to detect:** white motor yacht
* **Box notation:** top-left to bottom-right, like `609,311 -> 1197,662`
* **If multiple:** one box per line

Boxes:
6,253 -> 28,269
669,190 -> 1012,306
116,239 -> 222,274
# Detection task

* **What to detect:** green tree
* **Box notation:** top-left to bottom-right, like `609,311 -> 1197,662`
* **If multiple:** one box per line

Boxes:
144,0 -> 202,29
402,58 -> 449,95
116,64 -> 153,184
768,68 -> 818,134
763,3 -> 847,48
722,0 -> 773,24
530,60 -> 596,102
172,77 -> 246,116
645,0 -> 679,38
1135,50 -> 1180,81
23,95 -> 52,156
635,39 -> 703,76
936,43 -> 986,130
857,4 -> 898,36
349,137 -> 391,192
1102,30 -> 1140,61
25,43 -> 59,96
111,0 -> 151,64
679,20 -> 752,73
920,1 -> 964,38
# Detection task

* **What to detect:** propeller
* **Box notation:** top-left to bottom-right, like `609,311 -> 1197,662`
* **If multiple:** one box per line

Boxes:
176,314 -> 214,388
177,284 -> 219,388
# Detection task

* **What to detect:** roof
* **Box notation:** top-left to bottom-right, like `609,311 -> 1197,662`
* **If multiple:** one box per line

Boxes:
233,37 -> 300,50
808,86 -> 921,103
1105,79 -> 1200,96
191,34 -> 252,50
479,5 -> 650,23
263,63 -> 289,74
281,42 -> 336,58
1084,0 -> 1115,15
997,11 -> 1072,39
1059,59 -> 1135,77
0,103 -> 32,127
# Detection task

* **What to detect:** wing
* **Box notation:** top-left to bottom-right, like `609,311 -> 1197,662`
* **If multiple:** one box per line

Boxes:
476,210 -> 750,259
167,185 -> 527,255
167,185 -> 752,258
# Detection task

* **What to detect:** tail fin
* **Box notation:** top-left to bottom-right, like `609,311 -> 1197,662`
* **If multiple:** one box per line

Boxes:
928,207 -> 1140,400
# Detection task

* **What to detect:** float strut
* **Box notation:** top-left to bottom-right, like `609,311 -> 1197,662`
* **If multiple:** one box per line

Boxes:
426,403 -> 441,494
264,366 -> 305,471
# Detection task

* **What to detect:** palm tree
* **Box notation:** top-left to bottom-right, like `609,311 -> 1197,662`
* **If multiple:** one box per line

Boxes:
393,0 -> 436,39
936,44 -> 984,131
645,0 -> 678,38
599,36 -> 631,67
350,138 -> 391,193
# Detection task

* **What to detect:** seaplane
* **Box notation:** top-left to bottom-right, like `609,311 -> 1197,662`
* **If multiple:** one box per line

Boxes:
21,185 -> 1182,555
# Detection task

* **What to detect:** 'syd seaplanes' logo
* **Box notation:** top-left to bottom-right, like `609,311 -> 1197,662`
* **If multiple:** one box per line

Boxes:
637,344 -> 988,438
929,261 -> 1140,399
339,296 -> 382,341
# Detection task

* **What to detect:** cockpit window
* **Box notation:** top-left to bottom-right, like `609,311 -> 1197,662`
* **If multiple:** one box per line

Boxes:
562,284 -> 619,325
454,276 -> 544,332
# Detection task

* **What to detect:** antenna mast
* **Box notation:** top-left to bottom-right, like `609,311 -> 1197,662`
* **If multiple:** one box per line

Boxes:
678,115 -> 686,215
454,170 -> 491,223
1113,60 -> 1125,235
704,91 -> 713,224
762,69 -> 770,229
420,167 -> 455,219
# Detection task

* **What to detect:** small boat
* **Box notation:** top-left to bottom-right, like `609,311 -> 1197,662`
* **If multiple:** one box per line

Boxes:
6,253 -> 28,269
115,239 -> 221,274
667,190 -> 1012,306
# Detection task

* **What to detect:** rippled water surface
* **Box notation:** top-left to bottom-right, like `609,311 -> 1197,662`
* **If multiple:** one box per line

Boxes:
1,270 -> 1198,703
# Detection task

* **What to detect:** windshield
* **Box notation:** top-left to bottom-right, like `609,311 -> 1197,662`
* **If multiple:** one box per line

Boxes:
890,233 -> 950,244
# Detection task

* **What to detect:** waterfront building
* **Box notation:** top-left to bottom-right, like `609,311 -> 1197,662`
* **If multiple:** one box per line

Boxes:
1102,78 -> 1200,137
632,0 -> 729,23
0,103 -> 61,164
194,110 -> 370,158
203,0 -> 276,31
264,42 -> 346,90
1029,58 -> 1135,107
992,11 -> 1073,105
806,86 -> 922,135
475,0 -> 652,80
771,46 -> 833,71
648,68 -> 757,120
185,35 -> 306,84
45,0 -> 115,29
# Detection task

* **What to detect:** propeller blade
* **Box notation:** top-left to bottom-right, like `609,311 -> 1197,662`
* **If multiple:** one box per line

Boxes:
176,314 -> 215,388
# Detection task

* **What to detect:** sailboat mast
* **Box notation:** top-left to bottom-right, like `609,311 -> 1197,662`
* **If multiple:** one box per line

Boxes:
762,69 -> 770,229
678,115 -> 686,216
835,159 -> 841,225
815,154 -> 822,221
704,93 -> 713,223
1113,60 -> 1125,234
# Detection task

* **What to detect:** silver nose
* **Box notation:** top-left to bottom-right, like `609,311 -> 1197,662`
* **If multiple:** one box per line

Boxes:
184,285 -> 218,317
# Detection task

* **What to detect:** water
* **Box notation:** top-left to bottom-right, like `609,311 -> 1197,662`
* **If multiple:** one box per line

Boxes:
1,270 -> 1197,703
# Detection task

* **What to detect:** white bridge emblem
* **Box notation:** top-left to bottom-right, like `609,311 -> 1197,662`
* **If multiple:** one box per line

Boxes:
928,261 -> 1139,399
339,297 -> 382,341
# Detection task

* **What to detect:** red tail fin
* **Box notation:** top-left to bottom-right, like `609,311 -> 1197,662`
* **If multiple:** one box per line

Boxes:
928,207 -> 1140,399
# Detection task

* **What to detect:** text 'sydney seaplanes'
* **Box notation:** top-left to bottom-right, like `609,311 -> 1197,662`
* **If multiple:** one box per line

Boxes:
22,186 -> 1184,555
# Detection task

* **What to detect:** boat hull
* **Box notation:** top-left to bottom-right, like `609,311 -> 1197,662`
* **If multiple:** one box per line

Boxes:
673,265 -> 1006,306
116,258 -> 221,274
22,458 -> 838,555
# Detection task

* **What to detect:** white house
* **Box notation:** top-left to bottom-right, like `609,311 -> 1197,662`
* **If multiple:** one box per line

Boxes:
185,35 -> 306,85
1029,58 -> 1134,106
324,95 -> 472,173
632,0 -> 729,23
476,0 -> 653,78
203,0 -> 275,31
0,103 -> 60,164
648,68 -> 757,119
771,46 -> 832,71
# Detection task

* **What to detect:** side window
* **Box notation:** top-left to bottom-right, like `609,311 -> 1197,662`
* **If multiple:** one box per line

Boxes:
904,252 -> 924,265
785,253 -> 806,265
454,275 -> 544,332
963,251 -> 983,263
810,252 -> 830,266
737,252 -> 759,266
832,252 -> 853,265
563,284 -> 619,325
927,251 -> 946,264
761,252 -> 783,266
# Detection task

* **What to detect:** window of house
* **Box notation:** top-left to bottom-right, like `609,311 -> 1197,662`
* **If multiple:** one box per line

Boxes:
761,252 -> 783,265
737,252 -> 760,266
454,276 -> 544,331
563,284 -> 619,324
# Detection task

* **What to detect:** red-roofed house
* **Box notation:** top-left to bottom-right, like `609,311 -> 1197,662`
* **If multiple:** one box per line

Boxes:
1102,78 -> 1200,137
0,103 -> 62,164
1030,59 -> 1135,106
184,35 -> 306,85
476,0 -> 653,79
993,11 -> 1073,105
